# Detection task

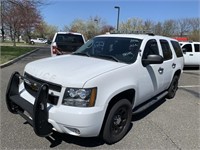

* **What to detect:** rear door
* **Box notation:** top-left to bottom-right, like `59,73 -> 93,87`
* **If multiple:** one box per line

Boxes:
182,43 -> 193,65
193,43 -> 200,65
158,39 -> 175,89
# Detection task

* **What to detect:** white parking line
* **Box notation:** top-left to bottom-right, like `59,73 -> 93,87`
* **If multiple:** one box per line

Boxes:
179,85 -> 200,88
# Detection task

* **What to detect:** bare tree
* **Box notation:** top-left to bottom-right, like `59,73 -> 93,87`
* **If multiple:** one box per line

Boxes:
143,20 -> 155,32
176,18 -> 191,36
1,0 -> 44,45
154,22 -> 163,35
189,18 -> 200,31
162,19 -> 177,36
1,1 -> 22,46
187,18 -> 200,41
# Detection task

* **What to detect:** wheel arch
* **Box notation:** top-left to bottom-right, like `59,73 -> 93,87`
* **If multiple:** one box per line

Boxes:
99,89 -> 135,136
174,69 -> 181,77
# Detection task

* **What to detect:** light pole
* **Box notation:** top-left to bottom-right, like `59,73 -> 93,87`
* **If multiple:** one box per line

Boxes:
94,19 -> 98,35
114,6 -> 120,31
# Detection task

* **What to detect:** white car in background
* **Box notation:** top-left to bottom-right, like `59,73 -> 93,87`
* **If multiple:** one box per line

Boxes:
30,38 -> 48,45
180,41 -> 200,67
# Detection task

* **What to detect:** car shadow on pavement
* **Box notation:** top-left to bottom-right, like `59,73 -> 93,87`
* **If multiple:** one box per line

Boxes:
183,66 -> 200,70
179,87 -> 200,98
132,98 -> 166,122
45,99 -> 166,148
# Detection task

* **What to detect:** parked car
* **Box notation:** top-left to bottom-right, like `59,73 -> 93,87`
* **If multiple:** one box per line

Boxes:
180,41 -> 200,67
6,33 -> 184,144
30,38 -> 48,45
51,32 -> 86,56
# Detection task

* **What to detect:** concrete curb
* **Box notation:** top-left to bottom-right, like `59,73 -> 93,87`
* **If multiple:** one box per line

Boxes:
0,48 -> 39,68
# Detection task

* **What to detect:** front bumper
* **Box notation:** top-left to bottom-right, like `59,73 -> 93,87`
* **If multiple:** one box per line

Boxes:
6,72 -> 53,137
6,72 -> 105,137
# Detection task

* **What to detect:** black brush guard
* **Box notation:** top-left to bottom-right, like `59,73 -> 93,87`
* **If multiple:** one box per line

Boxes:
6,72 -> 53,137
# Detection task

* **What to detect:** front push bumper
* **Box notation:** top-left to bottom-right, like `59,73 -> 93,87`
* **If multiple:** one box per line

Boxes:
6,72 -> 53,137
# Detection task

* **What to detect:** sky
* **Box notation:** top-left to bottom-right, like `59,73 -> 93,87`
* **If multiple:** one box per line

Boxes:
40,0 -> 200,30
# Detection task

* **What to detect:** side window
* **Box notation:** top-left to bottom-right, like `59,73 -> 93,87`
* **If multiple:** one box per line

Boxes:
160,39 -> 172,60
171,41 -> 183,57
182,44 -> 192,52
143,39 -> 159,59
194,44 -> 200,52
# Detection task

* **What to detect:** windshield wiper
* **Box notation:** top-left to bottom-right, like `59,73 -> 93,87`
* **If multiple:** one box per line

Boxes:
72,52 -> 90,57
94,54 -> 120,62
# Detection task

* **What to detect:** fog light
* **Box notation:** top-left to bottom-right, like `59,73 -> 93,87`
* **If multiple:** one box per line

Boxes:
65,126 -> 80,135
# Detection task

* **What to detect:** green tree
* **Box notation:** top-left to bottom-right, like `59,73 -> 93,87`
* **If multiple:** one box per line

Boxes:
32,21 -> 58,40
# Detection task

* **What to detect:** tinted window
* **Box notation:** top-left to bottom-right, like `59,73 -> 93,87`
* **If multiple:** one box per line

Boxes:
194,44 -> 200,52
171,41 -> 183,57
160,40 -> 172,60
182,44 -> 192,52
143,39 -> 159,59
55,34 -> 84,44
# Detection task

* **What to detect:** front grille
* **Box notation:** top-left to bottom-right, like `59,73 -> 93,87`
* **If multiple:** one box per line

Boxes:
24,72 -> 61,105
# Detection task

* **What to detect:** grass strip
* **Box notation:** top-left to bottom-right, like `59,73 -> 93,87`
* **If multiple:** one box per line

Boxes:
1,46 -> 35,64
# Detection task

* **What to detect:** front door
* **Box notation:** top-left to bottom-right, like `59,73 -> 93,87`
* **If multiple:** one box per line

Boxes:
137,39 -> 164,104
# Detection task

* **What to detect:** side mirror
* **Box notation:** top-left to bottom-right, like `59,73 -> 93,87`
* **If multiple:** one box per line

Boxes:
182,48 -> 187,54
142,55 -> 164,66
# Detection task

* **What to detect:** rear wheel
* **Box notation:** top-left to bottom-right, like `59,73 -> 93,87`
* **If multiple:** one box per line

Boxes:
166,75 -> 179,99
102,99 -> 132,144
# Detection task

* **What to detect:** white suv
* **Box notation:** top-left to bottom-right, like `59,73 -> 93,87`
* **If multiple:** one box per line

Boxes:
51,32 -> 86,56
180,41 -> 200,67
6,33 -> 184,144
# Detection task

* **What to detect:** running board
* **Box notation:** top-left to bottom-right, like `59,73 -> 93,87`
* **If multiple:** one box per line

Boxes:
133,91 -> 168,114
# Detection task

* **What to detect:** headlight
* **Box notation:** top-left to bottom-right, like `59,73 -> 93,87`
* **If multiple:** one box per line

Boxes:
62,88 -> 97,107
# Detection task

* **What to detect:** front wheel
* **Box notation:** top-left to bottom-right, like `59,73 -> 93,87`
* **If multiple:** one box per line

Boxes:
102,99 -> 132,144
166,75 -> 179,99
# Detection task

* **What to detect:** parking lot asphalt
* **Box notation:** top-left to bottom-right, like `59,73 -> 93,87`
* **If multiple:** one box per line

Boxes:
1,48 -> 199,150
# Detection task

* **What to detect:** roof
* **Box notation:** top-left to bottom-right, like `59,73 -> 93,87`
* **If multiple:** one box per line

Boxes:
96,34 -> 177,41
56,32 -> 83,35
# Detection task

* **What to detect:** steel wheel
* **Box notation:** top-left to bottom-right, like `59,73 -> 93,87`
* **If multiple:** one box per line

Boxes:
166,75 -> 179,99
102,99 -> 132,144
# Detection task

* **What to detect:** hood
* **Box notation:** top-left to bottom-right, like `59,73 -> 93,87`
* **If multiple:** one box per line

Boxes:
24,55 -> 127,87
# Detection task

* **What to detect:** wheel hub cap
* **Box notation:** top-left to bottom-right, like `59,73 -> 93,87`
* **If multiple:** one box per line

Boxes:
114,115 -> 122,125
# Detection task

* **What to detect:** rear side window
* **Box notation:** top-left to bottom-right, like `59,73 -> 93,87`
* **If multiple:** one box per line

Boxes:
160,40 -> 172,60
171,41 -> 183,57
182,44 -> 192,52
194,44 -> 200,52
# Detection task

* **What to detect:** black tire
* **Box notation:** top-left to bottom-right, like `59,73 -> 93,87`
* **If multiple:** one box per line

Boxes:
30,41 -> 35,45
102,99 -> 132,144
166,75 -> 179,99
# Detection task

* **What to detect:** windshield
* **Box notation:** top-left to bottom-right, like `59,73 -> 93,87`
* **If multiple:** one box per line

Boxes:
74,37 -> 142,64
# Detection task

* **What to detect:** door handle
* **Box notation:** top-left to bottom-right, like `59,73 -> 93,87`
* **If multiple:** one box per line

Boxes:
172,63 -> 176,69
189,54 -> 193,56
158,67 -> 164,74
